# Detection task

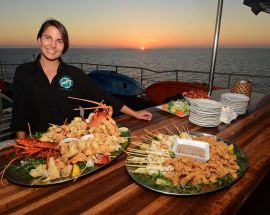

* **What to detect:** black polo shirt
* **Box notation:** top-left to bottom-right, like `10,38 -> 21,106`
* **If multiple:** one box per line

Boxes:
10,56 -> 124,133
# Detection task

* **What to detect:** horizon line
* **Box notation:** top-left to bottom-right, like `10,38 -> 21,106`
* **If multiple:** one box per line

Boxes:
0,46 -> 270,49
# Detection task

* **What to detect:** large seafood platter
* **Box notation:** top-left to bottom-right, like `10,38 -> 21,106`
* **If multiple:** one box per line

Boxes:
0,99 -> 130,186
126,129 -> 247,196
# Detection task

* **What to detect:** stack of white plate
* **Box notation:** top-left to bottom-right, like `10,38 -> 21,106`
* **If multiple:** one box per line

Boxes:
220,93 -> 250,115
188,99 -> 222,127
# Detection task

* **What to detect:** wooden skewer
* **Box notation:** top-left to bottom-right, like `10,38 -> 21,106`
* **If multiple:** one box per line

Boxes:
28,123 -> 32,137
127,152 -> 147,157
130,142 -> 144,147
119,146 -> 129,155
144,129 -> 157,137
127,155 -> 147,159
130,135 -> 140,139
96,99 -> 104,108
126,164 -> 146,168
31,175 -> 47,186
143,134 -> 154,140
128,150 -> 169,157
164,126 -> 174,135
131,135 -> 143,138
127,152 -> 148,156
127,148 -> 147,153
126,157 -> 147,161
174,123 -> 181,135
127,148 -> 146,152
73,166 -> 88,182
126,161 -> 148,164
139,135 -> 151,142
129,152 -> 147,157
49,123 -> 61,127
180,127 -> 184,134
153,130 -> 163,135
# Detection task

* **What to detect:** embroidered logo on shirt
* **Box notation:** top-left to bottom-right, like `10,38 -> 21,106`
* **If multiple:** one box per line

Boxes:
59,76 -> 73,89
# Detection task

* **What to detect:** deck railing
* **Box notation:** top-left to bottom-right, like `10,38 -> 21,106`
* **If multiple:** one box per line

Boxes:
1,62 -> 270,91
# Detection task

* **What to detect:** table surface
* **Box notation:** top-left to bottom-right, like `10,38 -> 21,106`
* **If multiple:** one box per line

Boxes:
0,93 -> 269,215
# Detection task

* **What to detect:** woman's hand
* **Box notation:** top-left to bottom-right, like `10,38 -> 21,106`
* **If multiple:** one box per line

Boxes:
16,131 -> 26,139
133,109 -> 152,121
120,105 -> 152,121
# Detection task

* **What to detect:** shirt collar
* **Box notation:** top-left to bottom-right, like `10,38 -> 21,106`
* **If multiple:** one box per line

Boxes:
33,54 -> 67,74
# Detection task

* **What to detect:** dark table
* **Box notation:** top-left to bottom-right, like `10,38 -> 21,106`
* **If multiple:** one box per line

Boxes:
0,94 -> 269,215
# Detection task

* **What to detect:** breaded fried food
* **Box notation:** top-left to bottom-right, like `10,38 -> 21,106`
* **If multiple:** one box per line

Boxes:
163,136 -> 239,186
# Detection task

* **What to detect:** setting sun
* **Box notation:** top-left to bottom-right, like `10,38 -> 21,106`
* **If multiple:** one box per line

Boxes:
140,46 -> 145,50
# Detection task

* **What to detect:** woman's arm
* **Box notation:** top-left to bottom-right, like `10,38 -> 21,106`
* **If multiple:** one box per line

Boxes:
120,105 -> 152,121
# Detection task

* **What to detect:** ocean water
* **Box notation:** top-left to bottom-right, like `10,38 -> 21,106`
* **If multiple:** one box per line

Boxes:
0,48 -> 269,93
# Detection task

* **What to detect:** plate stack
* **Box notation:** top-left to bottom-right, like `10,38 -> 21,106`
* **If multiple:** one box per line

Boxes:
220,93 -> 250,115
188,99 -> 222,127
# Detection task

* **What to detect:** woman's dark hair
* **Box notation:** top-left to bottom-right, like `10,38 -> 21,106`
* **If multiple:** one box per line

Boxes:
37,19 -> 69,54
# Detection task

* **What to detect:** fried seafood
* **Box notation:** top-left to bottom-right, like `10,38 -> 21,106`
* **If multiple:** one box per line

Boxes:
163,136 -> 239,186
26,114 -> 127,181
46,157 -> 61,180
40,117 -> 88,142
30,164 -> 46,178
128,133 -> 240,188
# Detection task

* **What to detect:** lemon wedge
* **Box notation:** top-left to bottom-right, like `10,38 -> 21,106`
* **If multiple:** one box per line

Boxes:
72,164 -> 80,177
228,144 -> 234,152
118,127 -> 128,132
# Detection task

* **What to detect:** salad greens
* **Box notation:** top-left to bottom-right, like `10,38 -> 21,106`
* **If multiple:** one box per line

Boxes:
166,99 -> 189,116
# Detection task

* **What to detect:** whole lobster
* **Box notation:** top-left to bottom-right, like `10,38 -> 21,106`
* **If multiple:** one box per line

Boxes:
0,138 -> 59,185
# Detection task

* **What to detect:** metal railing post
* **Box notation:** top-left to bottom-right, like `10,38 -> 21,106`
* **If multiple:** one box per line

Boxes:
228,74 -> 232,88
0,90 -> 3,118
141,68 -> 143,86
176,70 -> 179,81
0,61 -> 3,80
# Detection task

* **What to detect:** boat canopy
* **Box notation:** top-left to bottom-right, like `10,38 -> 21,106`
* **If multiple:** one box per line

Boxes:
243,0 -> 270,15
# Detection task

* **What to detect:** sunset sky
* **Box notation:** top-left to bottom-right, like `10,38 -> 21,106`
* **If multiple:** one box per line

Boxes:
0,0 -> 269,49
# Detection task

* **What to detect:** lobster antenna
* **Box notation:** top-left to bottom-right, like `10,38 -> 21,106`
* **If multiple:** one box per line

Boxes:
28,123 -> 32,137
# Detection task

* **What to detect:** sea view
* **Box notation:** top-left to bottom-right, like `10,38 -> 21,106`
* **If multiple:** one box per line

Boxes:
0,48 -> 270,93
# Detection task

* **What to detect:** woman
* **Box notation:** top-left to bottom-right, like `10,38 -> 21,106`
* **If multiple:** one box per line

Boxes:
11,19 -> 152,138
